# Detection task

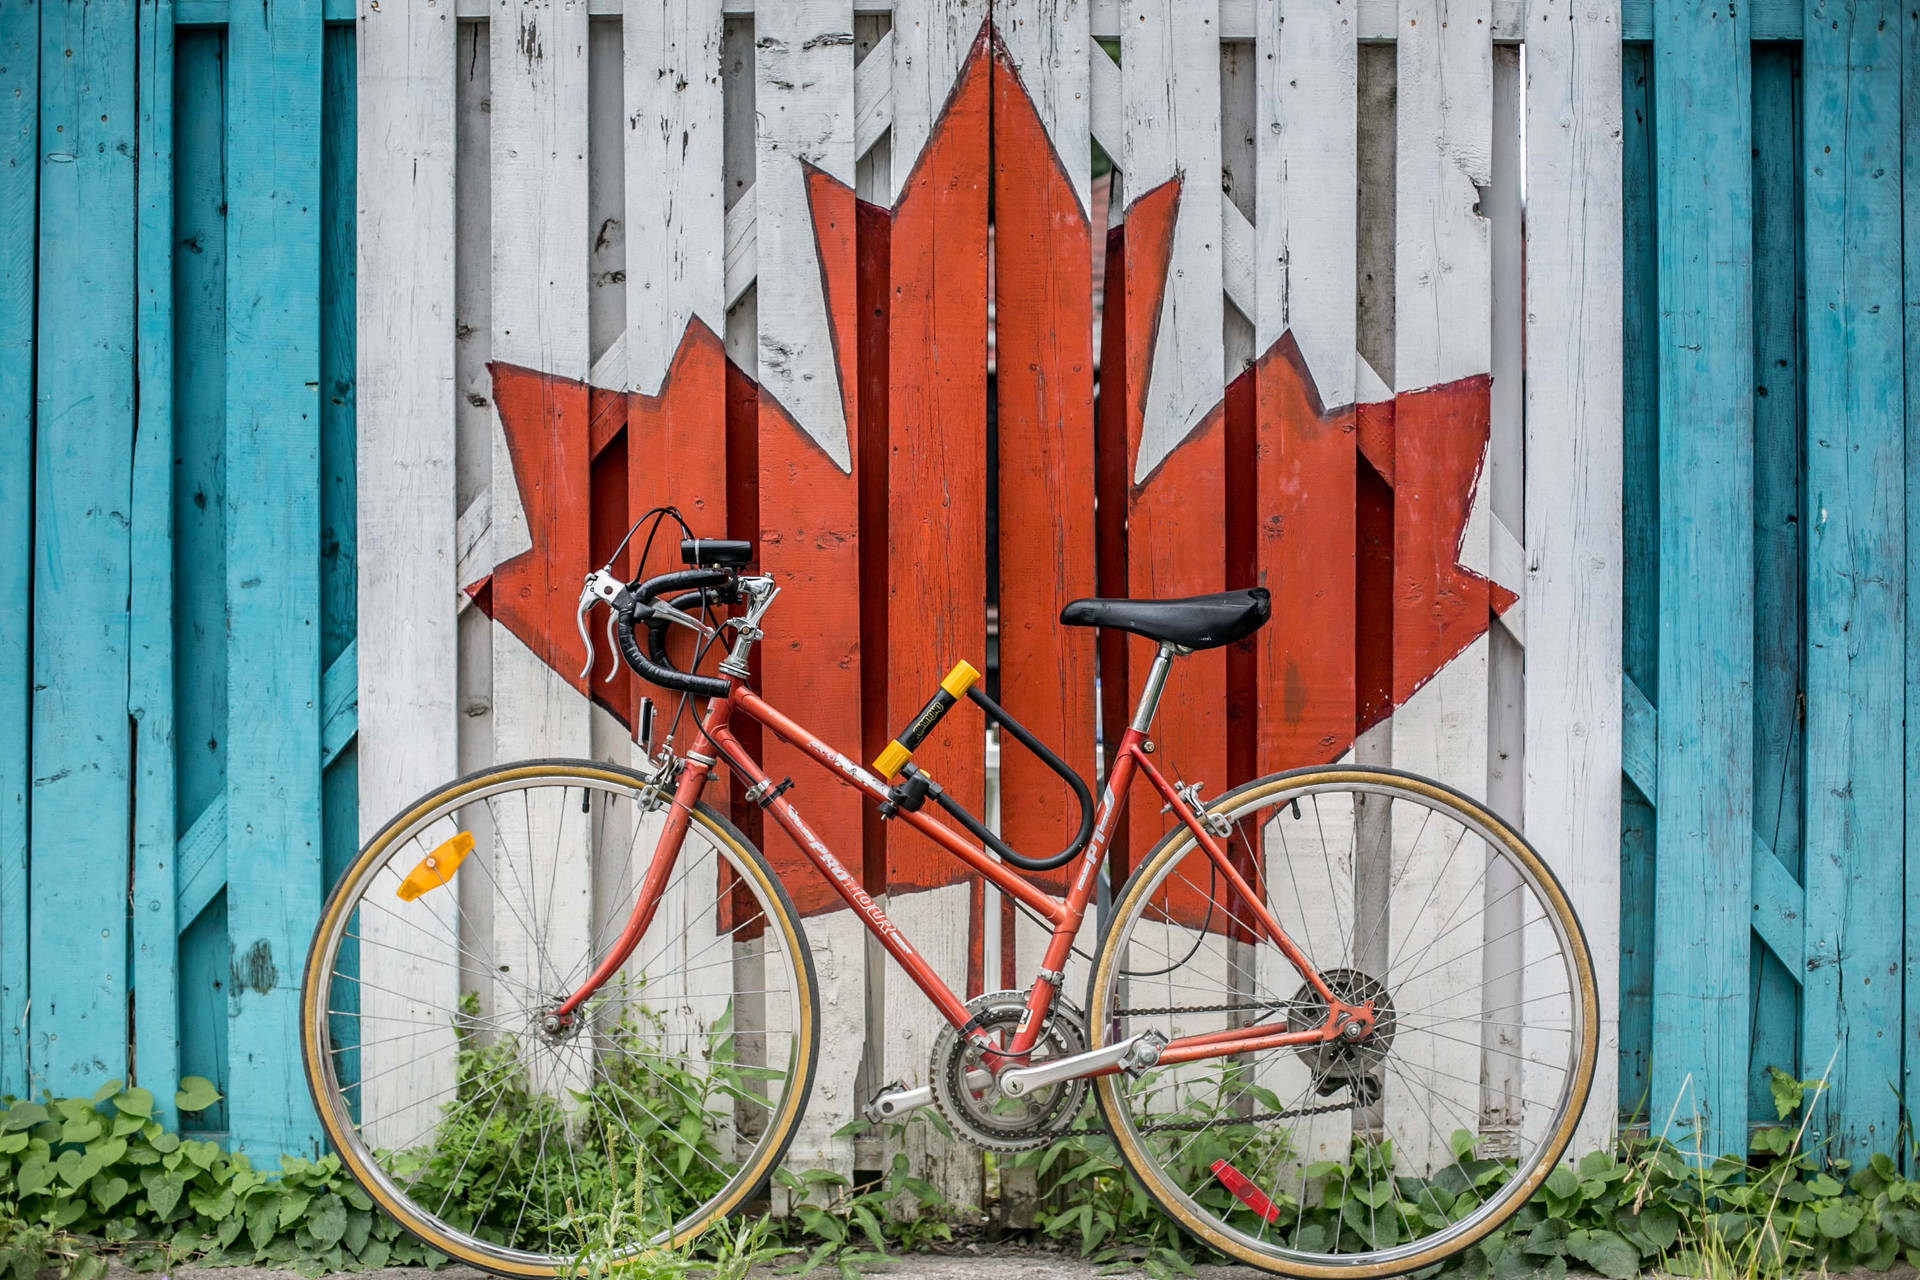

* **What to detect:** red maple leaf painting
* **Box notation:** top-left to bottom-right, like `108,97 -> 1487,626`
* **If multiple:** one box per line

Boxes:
467,20 -> 1513,918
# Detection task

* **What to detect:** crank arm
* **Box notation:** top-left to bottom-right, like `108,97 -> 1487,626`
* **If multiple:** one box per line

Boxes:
997,1031 -> 1167,1097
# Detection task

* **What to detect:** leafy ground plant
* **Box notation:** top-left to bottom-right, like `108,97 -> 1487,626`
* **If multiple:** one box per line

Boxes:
0,1078 -> 436,1278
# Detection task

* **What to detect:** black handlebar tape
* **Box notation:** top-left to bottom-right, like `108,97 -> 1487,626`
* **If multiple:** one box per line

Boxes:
872,660 -> 982,779
616,598 -> 731,700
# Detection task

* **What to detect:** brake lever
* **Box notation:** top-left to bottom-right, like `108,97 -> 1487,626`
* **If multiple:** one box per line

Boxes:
575,568 -> 626,681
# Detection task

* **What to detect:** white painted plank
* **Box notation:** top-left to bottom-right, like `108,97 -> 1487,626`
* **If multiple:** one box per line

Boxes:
623,0 -> 725,395
1255,0 -> 1355,401
1122,0 -> 1225,482
453,17 -> 499,1033
753,0 -> 865,1176
490,0 -> 594,1089
1480,44 -> 1527,1163
355,0 -> 462,1150
1388,0 -> 1493,1174
754,0 -> 855,469
1252,0 -> 1359,1170
1522,0 -> 1622,1161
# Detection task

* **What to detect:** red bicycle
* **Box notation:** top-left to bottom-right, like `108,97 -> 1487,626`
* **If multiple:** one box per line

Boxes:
303,519 -> 1596,1277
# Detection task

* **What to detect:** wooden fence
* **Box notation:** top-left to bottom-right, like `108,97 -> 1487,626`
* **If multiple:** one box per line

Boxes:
0,0 -> 360,1159
6,0 -> 1915,1185
353,0 -> 1622,1192
1618,0 -> 1918,1160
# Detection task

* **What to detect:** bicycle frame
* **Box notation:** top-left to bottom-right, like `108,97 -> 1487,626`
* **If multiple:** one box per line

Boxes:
554,648 -> 1373,1077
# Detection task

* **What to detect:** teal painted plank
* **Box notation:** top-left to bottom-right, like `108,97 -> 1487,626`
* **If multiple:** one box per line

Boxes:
321,642 -> 358,767
0,0 -> 35,1102
1748,43 -> 1804,1124
1906,0 -> 1920,1158
1621,676 -> 1656,801
223,0 -> 324,1159
1801,0 -> 1905,1160
175,0 -> 352,23
171,25 -> 229,1130
175,794 -> 226,929
131,0 -> 180,1131
1652,0 -> 1755,1157
1623,0 -> 1803,38
1750,837 -> 1806,976
171,26 -> 226,833
31,0 -> 137,1094
1618,40 -> 1658,1125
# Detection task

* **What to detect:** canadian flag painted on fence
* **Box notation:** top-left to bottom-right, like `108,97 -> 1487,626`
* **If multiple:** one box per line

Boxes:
357,0 -> 1621,1191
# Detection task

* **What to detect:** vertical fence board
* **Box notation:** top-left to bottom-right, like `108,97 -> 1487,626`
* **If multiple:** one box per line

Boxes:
224,0 -> 325,1158
620,0 -> 729,660
1906,0 -> 1920,1142
1522,0 -> 1623,1160
1651,0 -> 1754,1153
31,0 -> 136,1095
1119,0 -> 1226,861
1748,43 -> 1803,1118
883,0 -> 990,1199
357,0 -> 460,1144
1617,41 -> 1656,1120
489,0 -> 594,1110
172,26 -> 232,1131
1389,0 -> 1493,1169
1800,0 -> 1904,1159
0,0 -> 34,1101
130,0 -> 180,1127
1252,0 -> 1359,1168
753,0 -> 866,1173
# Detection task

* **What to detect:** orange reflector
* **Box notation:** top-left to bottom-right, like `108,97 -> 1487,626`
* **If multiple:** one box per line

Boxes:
397,831 -> 475,901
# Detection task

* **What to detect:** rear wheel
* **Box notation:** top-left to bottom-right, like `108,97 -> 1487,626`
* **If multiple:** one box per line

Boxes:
1089,767 -> 1597,1277
300,761 -> 819,1275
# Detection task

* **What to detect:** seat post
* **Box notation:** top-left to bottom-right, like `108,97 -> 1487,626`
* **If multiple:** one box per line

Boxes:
1128,644 -> 1183,734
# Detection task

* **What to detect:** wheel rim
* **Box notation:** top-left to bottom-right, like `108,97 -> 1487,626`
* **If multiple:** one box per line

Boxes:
304,769 -> 811,1269
1092,774 -> 1595,1271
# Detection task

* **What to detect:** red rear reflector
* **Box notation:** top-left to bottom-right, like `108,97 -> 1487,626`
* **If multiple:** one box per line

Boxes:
1210,1159 -> 1281,1223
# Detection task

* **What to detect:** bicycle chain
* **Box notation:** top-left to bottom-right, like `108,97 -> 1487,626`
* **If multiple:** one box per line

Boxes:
1051,1095 -> 1357,1140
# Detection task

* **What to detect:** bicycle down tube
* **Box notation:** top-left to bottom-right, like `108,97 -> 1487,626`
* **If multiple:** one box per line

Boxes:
552,656 -> 1373,1075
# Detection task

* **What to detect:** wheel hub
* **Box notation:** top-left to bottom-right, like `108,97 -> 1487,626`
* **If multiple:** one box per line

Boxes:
1287,967 -> 1397,1095
929,991 -> 1089,1152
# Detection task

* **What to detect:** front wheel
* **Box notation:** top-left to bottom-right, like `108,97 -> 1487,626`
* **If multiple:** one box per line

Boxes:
1089,767 -> 1597,1277
300,761 -> 820,1275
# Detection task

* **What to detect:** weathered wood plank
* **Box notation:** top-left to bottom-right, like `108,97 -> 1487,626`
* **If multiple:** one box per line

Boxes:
171,27 -> 232,1131
1905,0 -> 1920,1138
994,0 -> 1096,991
882,0 -> 989,1201
32,0 -> 137,1095
1651,0 -> 1753,1156
1617,40 -> 1656,1118
1799,0 -> 1904,1160
1119,0 -> 1226,862
0,0 -> 35,1102
622,0 -> 729,713
224,0 -> 325,1157
130,0 -> 181,1128
754,0 -> 866,1174
490,0 -> 594,1106
358,0 -> 460,1147
1387,0 -> 1493,1171
1748,43 -> 1803,1123
1521,0 -> 1622,1159
1250,0 -> 1360,1168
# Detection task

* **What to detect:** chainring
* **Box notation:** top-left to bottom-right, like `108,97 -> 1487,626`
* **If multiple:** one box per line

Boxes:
930,991 -> 1089,1153
1285,967 -> 1397,1101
